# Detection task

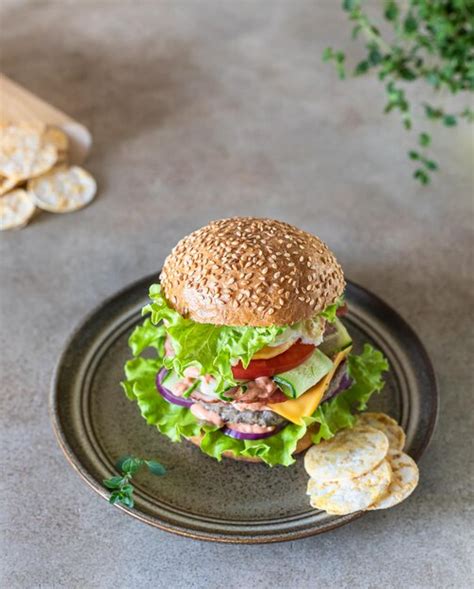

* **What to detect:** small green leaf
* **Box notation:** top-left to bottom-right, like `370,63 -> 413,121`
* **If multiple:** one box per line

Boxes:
426,72 -> 440,88
461,108 -> 474,122
120,495 -> 134,509
343,0 -> 359,12
355,60 -> 369,75
414,169 -> 429,185
121,457 -> 143,475
384,1 -> 398,21
109,491 -> 122,505
409,150 -> 419,160
443,115 -> 457,127
322,47 -> 333,62
103,476 -> 125,490
424,160 -> 438,171
146,460 -> 167,476
336,65 -> 346,80
367,46 -> 382,66
424,104 -> 443,120
116,455 -> 132,471
398,67 -> 416,81
351,24 -> 362,39
120,484 -> 134,494
404,13 -> 418,34
419,132 -> 431,147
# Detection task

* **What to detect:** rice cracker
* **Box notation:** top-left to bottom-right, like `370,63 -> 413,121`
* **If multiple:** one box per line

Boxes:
304,425 -> 389,482
356,412 -> 406,450
0,123 -> 57,180
307,459 -> 392,515
0,189 -> 36,230
367,450 -> 419,510
43,126 -> 69,163
28,165 -> 96,213
0,174 -> 19,196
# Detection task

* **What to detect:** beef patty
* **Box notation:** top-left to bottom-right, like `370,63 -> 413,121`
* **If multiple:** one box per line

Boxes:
199,401 -> 287,427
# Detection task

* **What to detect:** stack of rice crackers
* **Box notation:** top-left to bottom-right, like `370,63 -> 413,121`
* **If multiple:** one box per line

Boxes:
0,122 -> 97,230
304,413 -> 419,515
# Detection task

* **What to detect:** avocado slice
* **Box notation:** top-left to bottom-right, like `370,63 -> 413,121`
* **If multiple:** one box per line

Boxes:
274,349 -> 333,399
319,317 -> 352,357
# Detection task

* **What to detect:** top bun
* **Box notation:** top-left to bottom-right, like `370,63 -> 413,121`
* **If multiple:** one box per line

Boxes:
160,217 -> 345,327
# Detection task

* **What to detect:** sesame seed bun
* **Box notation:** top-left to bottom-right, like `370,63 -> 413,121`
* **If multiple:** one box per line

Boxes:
161,217 -> 345,327
187,427 -> 315,463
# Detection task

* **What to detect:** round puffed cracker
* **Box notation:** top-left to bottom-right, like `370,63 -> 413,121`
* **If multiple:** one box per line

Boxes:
367,450 -> 419,510
304,425 -> 389,482
43,126 -> 69,162
0,123 -> 57,180
0,174 -> 19,196
0,189 -> 36,230
356,412 -> 406,450
307,459 -> 392,515
28,165 -> 97,213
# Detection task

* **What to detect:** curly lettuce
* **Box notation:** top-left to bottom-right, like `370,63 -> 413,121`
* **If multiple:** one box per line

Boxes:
143,284 -> 283,393
318,295 -> 345,323
199,422 -> 308,467
311,344 -> 389,443
121,355 -> 203,441
121,313 -> 389,466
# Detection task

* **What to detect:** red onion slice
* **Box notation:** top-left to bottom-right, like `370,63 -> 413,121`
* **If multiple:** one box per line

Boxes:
156,368 -> 194,408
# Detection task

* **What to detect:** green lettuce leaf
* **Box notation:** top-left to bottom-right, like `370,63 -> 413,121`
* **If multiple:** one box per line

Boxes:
121,356 -> 203,442
318,295 -> 345,323
143,284 -> 284,392
311,344 -> 389,443
121,350 -> 307,465
199,421 -> 307,466
121,291 -> 389,466
128,318 -> 166,357
344,343 -> 389,409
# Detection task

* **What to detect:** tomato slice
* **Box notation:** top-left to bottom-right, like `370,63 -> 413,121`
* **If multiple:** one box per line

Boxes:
232,341 -> 315,379
336,303 -> 348,317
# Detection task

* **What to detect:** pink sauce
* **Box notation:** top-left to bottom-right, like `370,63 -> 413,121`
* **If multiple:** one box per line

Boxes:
190,403 -> 225,427
164,336 -> 175,357
229,376 -> 278,403
183,366 -> 200,378
190,390 -> 218,402
173,366 -> 216,399
173,376 -> 195,396
226,422 -> 275,434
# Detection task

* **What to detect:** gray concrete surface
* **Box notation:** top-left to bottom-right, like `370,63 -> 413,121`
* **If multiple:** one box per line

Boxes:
1,1 -> 473,588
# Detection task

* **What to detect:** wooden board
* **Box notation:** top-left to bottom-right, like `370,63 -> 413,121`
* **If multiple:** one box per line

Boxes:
0,74 -> 92,164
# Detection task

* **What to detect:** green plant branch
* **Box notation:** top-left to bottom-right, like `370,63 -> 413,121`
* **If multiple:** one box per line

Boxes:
324,0 -> 474,184
103,456 -> 166,508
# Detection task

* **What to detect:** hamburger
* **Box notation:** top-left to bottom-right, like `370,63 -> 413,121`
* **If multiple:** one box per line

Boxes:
122,217 -> 388,466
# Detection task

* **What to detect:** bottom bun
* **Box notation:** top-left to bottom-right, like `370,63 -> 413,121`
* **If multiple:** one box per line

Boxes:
187,427 -> 315,463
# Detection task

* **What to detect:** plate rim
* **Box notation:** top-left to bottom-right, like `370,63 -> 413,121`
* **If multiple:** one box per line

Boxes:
50,274 -> 439,543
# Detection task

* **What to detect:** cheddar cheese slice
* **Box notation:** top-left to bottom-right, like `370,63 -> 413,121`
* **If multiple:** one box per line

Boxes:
252,338 -> 297,360
268,347 -> 352,425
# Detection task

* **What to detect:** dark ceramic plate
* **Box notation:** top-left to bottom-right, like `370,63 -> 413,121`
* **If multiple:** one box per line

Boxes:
51,275 -> 438,543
